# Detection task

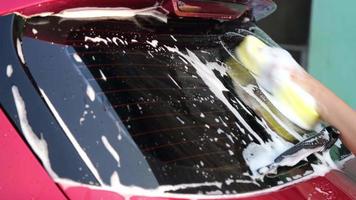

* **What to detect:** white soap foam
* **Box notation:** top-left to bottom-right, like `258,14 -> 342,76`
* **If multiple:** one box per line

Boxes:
12,86 -> 58,178
16,12 -> 53,18
32,28 -> 38,35
110,171 -> 121,188
73,53 -> 83,63
51,6 -> 168,23
241,84 -> 303,141
86,84 -> 95,102
101,136 -> 121,167
16,39 -> 25,64
79,117 -> 85,125
99,69 -> 107,81
263,82 -> 317,130
167,74 -> 182,89
147,40 -> 158,47
79,109 -> 88,125
113,37 -> 126,45
39,88 -> 104,185
163,45 -> 320,180
170,35 -> 177,42
54,164 -> 338,200
243,139 -> 293,176
245,46 -> 318,130
6,64 -> 13,77
85,36 -> 108,45
164,45 -> 265,145
176,116 -> 185,124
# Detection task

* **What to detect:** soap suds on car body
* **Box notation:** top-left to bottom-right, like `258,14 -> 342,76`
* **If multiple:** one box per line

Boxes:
28,6 -> 169,23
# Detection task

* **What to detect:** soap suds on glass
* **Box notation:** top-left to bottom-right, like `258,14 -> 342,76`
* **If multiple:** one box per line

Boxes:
99,70 -> 107,81
165,45 -> 265,145
39,88 -> 104,185
101,136 -> 121,167
12,86 -> 57,178
86,84 -> 95,102
16,39 -> 26,64
6,64 -> 13,77
73,53 -> 83,63
147,40 -> 158,47
32,28 -> 38,35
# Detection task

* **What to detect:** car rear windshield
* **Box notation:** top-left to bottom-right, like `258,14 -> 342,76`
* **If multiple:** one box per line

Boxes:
19,13 -> 320,194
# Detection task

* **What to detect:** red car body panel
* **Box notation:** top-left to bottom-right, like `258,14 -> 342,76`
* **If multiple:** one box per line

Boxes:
0,0 -> 275,20
58,173 -> 356,200
0,108 -> 66,199
0,0 -> 156,16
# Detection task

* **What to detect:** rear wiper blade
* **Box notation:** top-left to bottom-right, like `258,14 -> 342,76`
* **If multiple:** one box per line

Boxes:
258,126 -> 340,175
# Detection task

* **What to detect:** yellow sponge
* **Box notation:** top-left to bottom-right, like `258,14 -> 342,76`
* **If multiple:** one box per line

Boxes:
235,35 -> 319,130
236,35 -> 267,75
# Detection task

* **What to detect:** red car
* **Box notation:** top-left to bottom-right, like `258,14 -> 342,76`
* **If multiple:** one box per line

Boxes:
0,0 -> 355,199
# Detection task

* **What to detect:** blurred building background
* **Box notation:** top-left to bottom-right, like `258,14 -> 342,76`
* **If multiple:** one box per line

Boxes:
258,0 -> 356,109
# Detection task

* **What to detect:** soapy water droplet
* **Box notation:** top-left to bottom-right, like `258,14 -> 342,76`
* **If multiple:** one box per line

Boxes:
32,28 -> 38,35
6,64 -> 13,77
86,85 -> 95,102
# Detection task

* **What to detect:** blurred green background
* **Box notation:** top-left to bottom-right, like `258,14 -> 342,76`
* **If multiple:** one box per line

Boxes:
258,0 -> 356,109
309,0 -> 356,109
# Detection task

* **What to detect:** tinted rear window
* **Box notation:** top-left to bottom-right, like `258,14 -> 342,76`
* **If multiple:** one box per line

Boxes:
19,14 -> 320,194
